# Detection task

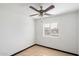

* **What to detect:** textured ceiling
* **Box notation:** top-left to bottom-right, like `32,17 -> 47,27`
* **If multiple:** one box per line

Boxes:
19,3 -> 79,18
39,3 -> 79,15
27,3 -> 79,18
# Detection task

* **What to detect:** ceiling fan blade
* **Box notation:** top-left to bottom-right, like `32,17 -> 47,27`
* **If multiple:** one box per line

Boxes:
29,6 -> 39,12
44,13 -> 52,15
44,5 -> 55,12
44,13 -> 53,16
30,14 -> 38,16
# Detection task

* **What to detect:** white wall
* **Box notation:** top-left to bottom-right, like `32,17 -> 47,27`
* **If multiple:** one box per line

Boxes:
35,11 -> 78,54
77,11 -> 79,55
0,4 -> 35,56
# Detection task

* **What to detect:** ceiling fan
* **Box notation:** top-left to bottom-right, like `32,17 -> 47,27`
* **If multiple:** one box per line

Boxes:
29,5 -> 55,17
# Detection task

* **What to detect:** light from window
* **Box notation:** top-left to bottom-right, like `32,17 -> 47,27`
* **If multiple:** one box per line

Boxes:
43,23 -> 59,38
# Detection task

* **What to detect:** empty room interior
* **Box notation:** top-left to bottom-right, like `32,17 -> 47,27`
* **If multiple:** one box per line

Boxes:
0,3 -> 79,56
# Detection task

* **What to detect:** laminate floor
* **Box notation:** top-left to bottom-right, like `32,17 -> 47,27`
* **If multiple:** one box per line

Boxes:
16,45 -> 74,56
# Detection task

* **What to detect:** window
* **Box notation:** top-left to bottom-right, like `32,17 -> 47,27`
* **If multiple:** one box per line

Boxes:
43,23 -> 59,38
